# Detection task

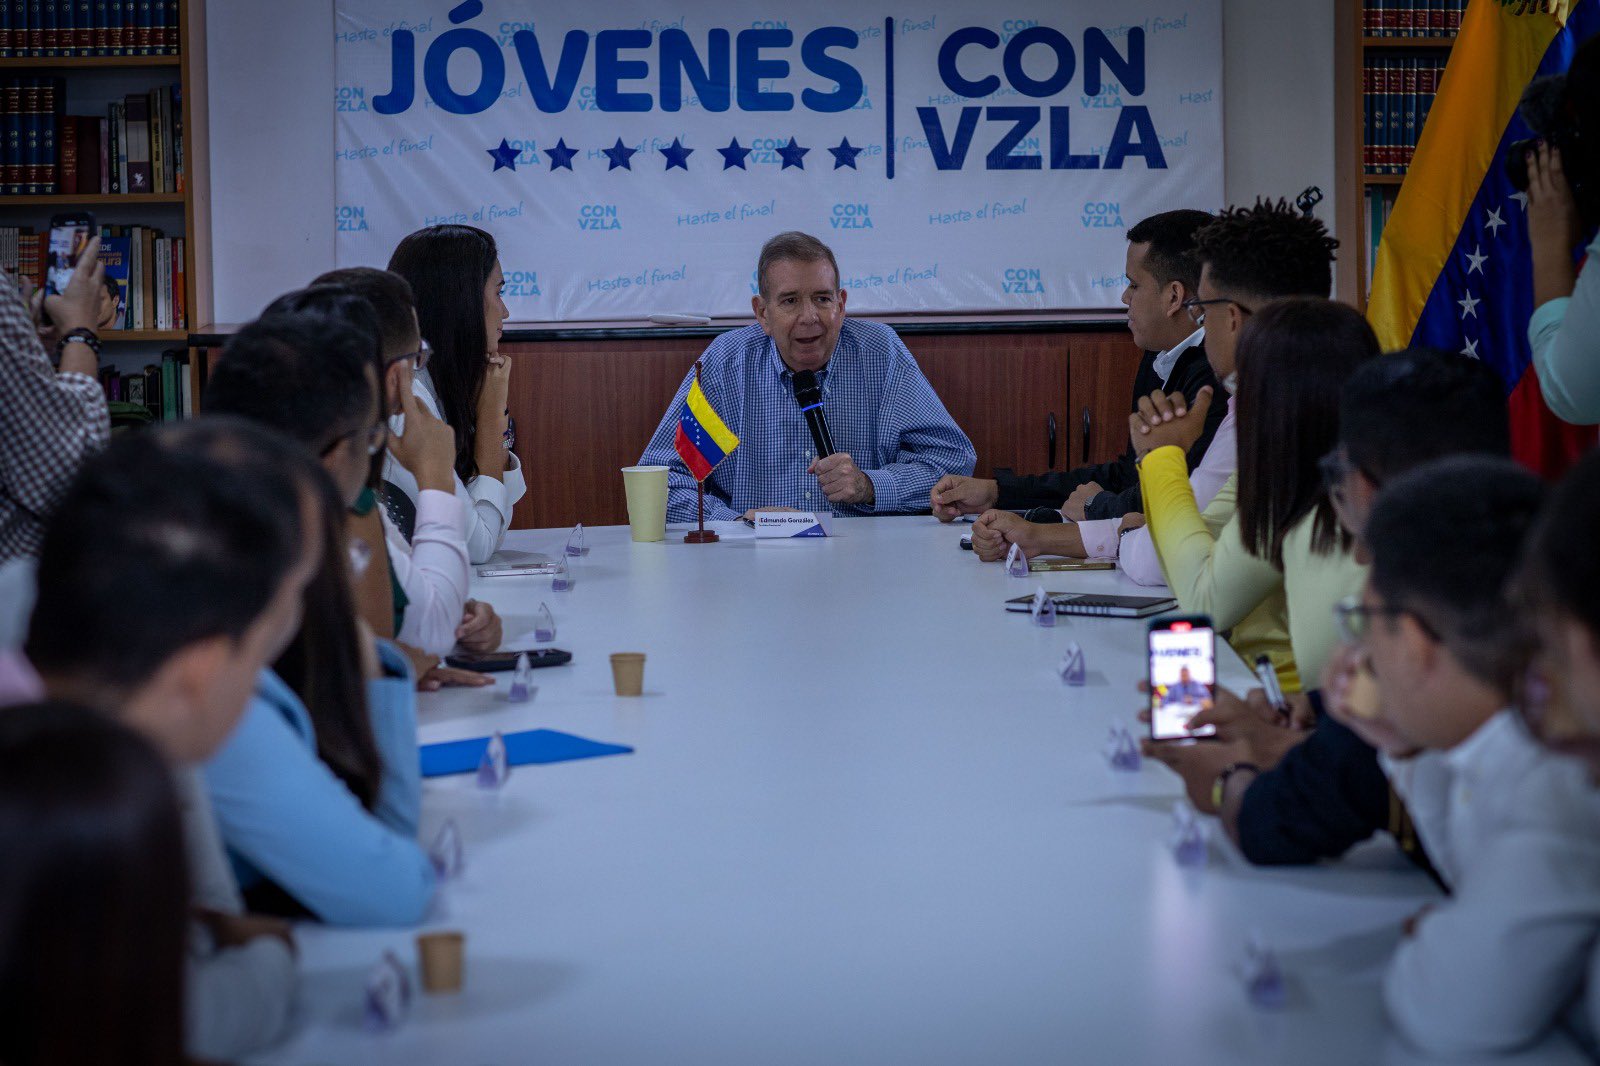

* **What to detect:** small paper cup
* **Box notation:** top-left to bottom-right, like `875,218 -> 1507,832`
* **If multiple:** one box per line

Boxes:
610,653 -> 646,697
416,931 -> 465,994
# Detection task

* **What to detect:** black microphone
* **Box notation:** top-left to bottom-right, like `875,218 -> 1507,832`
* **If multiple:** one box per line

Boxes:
791,370 -> 837,458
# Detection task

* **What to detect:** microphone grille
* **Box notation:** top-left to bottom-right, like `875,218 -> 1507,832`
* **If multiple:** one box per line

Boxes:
792,369 -> 822,405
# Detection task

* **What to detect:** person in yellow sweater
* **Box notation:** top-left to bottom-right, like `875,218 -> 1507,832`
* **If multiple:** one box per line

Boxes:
1139,298 -> 1376,689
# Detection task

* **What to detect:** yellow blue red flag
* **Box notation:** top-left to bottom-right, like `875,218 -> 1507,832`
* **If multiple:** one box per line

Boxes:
1368,0 -> 1598,475
674,376 -> 739,482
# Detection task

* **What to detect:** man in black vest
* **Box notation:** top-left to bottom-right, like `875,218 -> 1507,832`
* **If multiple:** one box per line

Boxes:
931,209 -> 1225,524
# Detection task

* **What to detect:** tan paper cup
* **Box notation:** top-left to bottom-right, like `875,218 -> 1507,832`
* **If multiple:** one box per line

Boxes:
610,652 -> 646,697
416,931 -> 465,994
621,465 -> 669,542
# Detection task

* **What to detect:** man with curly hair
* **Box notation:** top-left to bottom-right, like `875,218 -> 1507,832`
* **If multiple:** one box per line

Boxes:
971,200 -> 1338,602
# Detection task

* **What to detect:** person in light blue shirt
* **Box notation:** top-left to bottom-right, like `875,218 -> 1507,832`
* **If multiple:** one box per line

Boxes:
639,231 -> 975,522
203,641 -> 435,928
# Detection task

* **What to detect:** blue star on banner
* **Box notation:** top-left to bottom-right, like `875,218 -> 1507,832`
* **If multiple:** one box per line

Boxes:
828,138 -> 863,170
662,138 -> 694,170
777,137 -> 809,170
602,138 -> 639,171
544,138 -> 578,171
717,137 -> 752,170
487,139 -> 519,172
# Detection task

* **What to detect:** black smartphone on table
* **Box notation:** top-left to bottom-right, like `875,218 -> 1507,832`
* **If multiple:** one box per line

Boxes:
46,212 -> 95,296
444,648 -> 572,673
1147,615 -> 1219,743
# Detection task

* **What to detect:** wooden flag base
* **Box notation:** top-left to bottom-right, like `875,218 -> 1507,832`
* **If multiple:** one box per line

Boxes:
685,466 -> 718,544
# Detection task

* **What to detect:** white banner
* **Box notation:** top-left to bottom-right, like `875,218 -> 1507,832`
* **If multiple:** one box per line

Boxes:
333,0 -> 1222,322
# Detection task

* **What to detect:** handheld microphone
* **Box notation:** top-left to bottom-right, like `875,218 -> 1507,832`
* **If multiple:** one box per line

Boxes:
791,370 -> 837,458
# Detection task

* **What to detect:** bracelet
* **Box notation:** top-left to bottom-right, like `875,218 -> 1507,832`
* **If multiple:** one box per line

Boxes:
55,327 -> 101,360
1210,761 -> 1260,812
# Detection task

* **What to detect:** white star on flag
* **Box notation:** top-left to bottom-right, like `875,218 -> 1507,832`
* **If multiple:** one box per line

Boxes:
1485,207 -> 1507,235
1465,246 -> 1488,274
1511,191 -> 1530,210
1458,293 -> 1480,318
1461,337 -> 1480,359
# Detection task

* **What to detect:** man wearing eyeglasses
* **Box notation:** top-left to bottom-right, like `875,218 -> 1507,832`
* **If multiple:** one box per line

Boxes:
1142,350 -> 1512,875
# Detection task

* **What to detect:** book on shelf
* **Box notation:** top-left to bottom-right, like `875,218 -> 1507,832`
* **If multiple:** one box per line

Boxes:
1362,0 -> 1466,37
1362,55 -> 1448,177
0,222 -> 186,333
0,78 -> 180,196
0,0 -> 181,57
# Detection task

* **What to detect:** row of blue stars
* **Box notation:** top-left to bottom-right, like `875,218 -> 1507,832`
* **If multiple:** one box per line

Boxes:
487,136 -> 865,173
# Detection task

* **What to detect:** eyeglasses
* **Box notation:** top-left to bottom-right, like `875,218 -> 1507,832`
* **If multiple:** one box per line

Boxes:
1334,595 -> 1438,644
384,340 -> 431,374
321,421 -> 388,459
1181,297 -> 1252,327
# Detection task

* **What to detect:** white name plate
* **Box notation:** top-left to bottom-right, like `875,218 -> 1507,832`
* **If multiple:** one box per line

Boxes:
754,512 -> 833,538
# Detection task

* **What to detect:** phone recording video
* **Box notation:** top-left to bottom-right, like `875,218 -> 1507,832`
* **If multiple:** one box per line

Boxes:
1148,616 -> 1219,742
46,213 -> 95,297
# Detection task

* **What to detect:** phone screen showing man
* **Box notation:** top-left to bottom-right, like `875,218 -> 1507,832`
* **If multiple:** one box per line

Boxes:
1148,620 -> 1219,741
46,223 -> 90,296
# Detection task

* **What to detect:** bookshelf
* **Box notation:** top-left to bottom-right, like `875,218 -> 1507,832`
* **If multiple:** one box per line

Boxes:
0,0 -> 211,360
1334,1 -> 1462,309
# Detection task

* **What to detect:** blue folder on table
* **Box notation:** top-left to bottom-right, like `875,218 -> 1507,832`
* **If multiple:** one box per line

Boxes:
420,728 -> 633,777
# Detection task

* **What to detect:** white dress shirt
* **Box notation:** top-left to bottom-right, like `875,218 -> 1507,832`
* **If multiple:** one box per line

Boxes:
383,489 -> 471,656
382,372 -> 527,565
1380,710 -> 1600,1056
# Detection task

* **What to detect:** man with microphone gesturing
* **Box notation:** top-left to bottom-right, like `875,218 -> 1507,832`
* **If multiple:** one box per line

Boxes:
639,232 -> 975,522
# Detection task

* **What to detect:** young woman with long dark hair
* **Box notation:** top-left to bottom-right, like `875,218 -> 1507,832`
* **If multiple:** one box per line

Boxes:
385,224 -> 523,563
203,306 -> 437,927
1139,297 -> 1379,686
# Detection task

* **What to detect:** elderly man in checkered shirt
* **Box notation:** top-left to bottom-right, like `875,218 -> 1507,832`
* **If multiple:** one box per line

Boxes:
640,231 -> 975,523
1,238 -> 112,564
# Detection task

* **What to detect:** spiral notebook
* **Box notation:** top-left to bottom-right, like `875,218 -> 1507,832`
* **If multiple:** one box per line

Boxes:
1004,592 -> 1178,618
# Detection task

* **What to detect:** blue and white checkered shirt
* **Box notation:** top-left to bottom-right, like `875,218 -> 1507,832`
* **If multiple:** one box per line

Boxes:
640,319 -> 975,522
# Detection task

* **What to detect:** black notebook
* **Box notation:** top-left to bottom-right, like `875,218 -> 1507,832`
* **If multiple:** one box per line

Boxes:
1005,593 -> 1178,618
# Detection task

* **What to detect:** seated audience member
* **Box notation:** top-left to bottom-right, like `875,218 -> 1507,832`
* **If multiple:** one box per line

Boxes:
1524,36 -> 1600,424
1516,447 -> 1600,1057
204,307 -> 440,926
0,236 -> 110,643
931,209 -> 1223,528
1147,350 -> 1511,867
308,268 -> 500,687
385,225 -> 525,563
972,199 -> 1337,603
1143,298 -> 1375,686
1331,456 -> 1600,1056
0,703 -> 189,1066
639,231 -> 975,521
24,419 -> 314,1062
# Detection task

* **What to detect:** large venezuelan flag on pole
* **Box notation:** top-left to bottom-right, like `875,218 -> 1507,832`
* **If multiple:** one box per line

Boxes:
674,375 -> 740,482
1368,0 -> 1599,477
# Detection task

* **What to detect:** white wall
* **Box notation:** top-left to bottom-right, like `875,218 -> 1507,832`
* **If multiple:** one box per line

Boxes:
206,0 -> 1336,326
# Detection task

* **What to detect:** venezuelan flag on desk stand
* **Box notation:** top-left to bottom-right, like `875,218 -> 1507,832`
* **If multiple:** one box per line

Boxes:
1368,0 -> 1600,478
674,376 -> 740,481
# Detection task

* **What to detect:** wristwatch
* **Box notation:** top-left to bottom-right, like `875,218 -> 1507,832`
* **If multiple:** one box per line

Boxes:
54,327 -> 101,360
1211,761 -> 1260,811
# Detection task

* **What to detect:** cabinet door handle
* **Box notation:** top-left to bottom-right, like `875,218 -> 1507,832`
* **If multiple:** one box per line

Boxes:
1046,412 -> 1058,469
1081,406 -> 1092,465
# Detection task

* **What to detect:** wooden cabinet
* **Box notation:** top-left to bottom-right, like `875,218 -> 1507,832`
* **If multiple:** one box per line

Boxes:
1066,334 -> 1144,468
502,324 -> 1136,529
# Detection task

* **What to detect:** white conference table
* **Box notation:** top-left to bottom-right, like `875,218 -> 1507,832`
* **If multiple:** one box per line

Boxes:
257,519 -> 1584,1066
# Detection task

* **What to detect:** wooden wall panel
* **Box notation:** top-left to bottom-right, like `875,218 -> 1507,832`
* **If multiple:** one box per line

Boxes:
502,327 -> 1134,530
910,335 -> 1070,480
503,338 -> 703,530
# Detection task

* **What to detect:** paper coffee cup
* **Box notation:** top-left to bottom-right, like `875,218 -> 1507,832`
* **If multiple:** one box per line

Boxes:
622,465 -> 669,543
416,931 -> 465,994
610,652 -> 646,697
